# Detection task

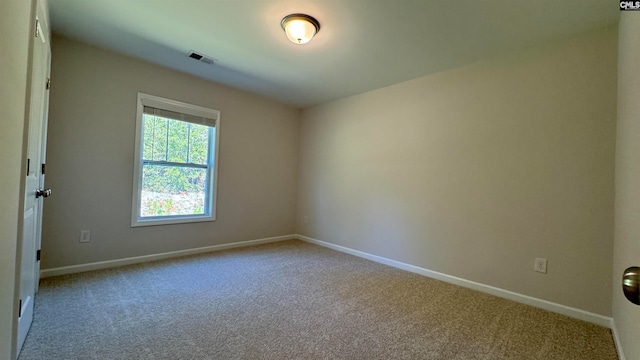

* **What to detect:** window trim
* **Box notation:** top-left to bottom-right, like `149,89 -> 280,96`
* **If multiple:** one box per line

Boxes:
131,93 -> 221,227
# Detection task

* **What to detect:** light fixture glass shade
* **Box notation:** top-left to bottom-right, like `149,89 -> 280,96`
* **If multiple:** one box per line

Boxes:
281,14 -> 320,45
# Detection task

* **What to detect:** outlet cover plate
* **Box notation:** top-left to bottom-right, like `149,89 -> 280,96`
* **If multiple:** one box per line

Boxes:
80,230 -> 91,243
535,258 -> 547,274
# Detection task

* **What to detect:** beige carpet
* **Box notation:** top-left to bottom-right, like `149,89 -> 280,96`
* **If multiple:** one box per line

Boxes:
19,240 -> 617,360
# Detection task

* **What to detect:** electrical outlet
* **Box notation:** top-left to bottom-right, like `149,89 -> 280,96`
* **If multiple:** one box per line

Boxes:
534,258 -> 547,274
80,230 -> 91,243
303,216 -> 308,224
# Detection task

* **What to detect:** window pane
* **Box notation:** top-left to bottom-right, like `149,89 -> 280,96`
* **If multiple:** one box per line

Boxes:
143,115 -> 210,165
142,115 -> 155,160
140,164 -> 207,217
189,124 -> 209,165
167,120 -> 189,163
147,116 -> 168,161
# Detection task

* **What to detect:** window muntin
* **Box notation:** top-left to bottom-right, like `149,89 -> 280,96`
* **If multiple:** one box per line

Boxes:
132,94 -> 220,227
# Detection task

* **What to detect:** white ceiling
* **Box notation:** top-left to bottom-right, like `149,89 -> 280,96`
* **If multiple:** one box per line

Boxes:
49,0 -> 618,108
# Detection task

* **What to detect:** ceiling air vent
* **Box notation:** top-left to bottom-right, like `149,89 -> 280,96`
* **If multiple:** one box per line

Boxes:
187,51 -> 217,65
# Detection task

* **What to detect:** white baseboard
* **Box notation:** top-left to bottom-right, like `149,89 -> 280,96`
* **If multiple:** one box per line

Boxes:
610,319 -> 626,360
296,234 -> 613,329
40,234 -> 296,278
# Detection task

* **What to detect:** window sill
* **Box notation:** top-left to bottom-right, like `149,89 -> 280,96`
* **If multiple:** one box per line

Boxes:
131,214 -> 215,227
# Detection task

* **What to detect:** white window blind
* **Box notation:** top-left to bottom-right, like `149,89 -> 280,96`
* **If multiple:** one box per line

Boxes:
142,106 -> 217,128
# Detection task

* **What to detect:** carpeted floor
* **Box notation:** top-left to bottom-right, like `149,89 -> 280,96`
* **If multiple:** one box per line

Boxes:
19,240 -> 618,360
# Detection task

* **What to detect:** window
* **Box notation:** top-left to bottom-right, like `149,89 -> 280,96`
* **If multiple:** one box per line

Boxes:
131,93 -> 220,227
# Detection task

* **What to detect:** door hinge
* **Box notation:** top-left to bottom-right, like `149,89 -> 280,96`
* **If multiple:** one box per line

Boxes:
27,158 -> 30,176
36,249 -> 41,261
41,163 -> 46,175
18,299 -> 22,318
35,19 -> 39,38
46,78 -> 50,90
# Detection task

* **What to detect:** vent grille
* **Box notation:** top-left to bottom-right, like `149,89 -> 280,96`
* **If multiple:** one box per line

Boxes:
187,51 -> 217,65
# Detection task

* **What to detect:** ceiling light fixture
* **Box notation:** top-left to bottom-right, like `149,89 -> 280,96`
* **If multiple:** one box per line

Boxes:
281,13 -> 320,45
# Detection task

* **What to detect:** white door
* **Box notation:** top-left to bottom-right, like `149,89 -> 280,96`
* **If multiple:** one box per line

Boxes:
34,23 -> 52,294
17,1 -> 51,355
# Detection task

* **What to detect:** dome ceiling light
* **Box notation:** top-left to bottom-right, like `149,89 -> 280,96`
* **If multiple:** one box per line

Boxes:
281,13 -> 321,45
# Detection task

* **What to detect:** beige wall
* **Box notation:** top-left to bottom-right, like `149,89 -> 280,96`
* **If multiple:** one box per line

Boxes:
0,1 -> 34,358
613,13 -> 640,360
42,36 -> 299,269
297,26 -> 617,316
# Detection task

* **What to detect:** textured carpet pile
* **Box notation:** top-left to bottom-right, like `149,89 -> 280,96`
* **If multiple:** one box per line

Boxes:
19,240 -> 617,359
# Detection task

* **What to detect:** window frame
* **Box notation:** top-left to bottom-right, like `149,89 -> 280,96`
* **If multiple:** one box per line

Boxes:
131,93 -> 221,227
